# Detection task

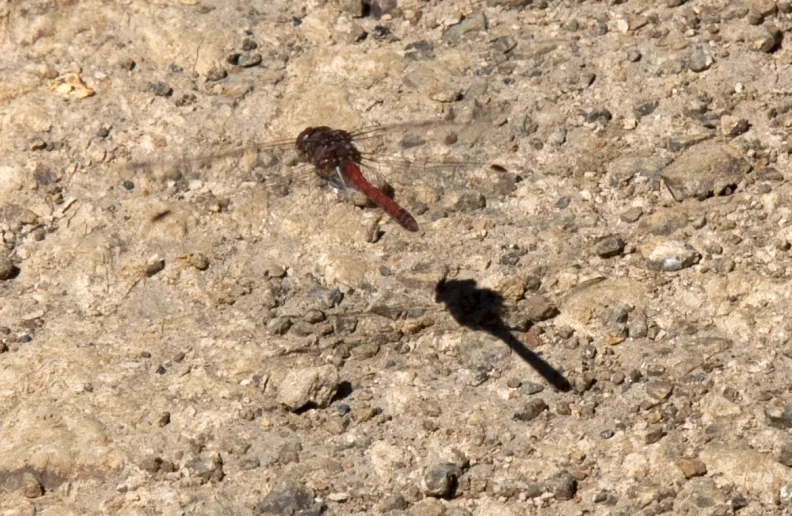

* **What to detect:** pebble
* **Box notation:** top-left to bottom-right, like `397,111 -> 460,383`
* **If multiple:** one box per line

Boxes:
442,12 -> 487,45
688,47 -> 714,72
236,52 -> 262,68
720,115 -> 750,137
620,207 -> 643,223
596,235 -> 626,258
661,143 -> 751,201
145,255 -> 164,277
545,471 -> 577,501
21,472 -> 43,498
257,479 -> 316,515
677,458 -> 707,478
646,381 -> 674,401
521,295 -> 558,321
0,255 -> 16,280
423,464 -> 462,498
645,240 -> 701,272
149,82 -> 173,97
266,317 -> 292,335
645,425 -> 666,444
513,398 -> 548,421
520,382 -> 544,395
377,494 -> 408,512
765,402 -> 792,429
441,189 -> 486,212
276,364 -> 340,411
189,252 -> 209,270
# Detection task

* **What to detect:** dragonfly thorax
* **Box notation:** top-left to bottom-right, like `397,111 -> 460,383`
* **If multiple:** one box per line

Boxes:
295,126 -> 363,176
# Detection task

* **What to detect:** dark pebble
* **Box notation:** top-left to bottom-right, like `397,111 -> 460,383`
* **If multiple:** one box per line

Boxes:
206,67 -> 228,81
266,317 -> 292,335
597,235 -> 626,258
18,335 -> 32,343
765,403 -> 792,429
156,365 -> 166,375
0,256 -> 17,280
520,382 -> 544,395
645,425 -> 666,444
600,428 -> 614,439
239,458 -> 261,471
149,82 -> 173,97
514,398 -> 548,421
546,471 -> 577,500
236,52 -> 262,67
423,464 -> 461,498
634,99 -> 658,117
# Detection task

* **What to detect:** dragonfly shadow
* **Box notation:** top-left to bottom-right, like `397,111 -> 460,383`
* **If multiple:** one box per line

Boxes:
434,278 -> 571,392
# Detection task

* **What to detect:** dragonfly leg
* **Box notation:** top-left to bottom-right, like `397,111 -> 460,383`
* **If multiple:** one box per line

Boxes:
334,166 -> 348,189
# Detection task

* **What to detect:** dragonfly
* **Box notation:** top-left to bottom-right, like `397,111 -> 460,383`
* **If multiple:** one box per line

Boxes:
295,126 -> 418,231
124,118 -> 502,233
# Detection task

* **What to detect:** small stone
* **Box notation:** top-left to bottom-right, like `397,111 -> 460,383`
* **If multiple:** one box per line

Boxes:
520,382 -> 544,395
277,364 -> 340,411
620,207 -> 643,223
677,458 -> 707,478
628,313 -> 648,338
661,143 -> 750,201
645,425 -> 666,444
600,428 -> 615,439
506,377 -> 522,388
720,115 -> 750,137
236,52 -> 262,67
765,403 -> 792,429
0,255 -> 16,280
328,492 -> 349,502
688,47 -> 713,72
377,494 -> 409,512
145,255 -> 165,277
634,99 -> 658,117
423,464 -> 462,498
626,49 -> 642,62
122,180 -> 135,191
303,309 -> 326,323
522,295 -> 558,321
149,82 -> 173,97
546,471 -> 577,501
514,398 -> 548,421
21,472 -> 43,498
749,26 -> 781,53
157,412 -> 171,427
441,189 -> 486,212
646,381 -> 674,401
405,40 -> 435,60
442,12 -> 487,45
546,127 -> 567,146
597,235 -> 626,258
206,66 -> 227,81
778,442 -> 792,467
645,240 -> 701,271
257,479 -> 316,515
266,317 -> 292,335
140,456 -> 162,473
189,252 -> 210,270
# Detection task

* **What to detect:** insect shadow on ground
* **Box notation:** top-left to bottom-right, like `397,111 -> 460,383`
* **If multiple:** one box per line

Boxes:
434,278 -> 572,392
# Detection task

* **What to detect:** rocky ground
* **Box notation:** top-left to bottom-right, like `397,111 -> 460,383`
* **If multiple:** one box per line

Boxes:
2,0 -> 792,514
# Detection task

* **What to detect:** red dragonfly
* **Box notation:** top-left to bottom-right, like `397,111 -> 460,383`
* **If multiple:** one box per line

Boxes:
295,126 -> 418,232
127,119 -> 497,232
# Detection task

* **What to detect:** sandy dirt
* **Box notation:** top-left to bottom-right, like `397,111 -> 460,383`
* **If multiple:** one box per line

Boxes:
2,0 -> 792,514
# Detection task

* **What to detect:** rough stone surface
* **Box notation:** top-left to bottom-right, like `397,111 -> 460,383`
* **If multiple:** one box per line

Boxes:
276,365 -> 340,411
661,143 -> 751,201
2,1 -> 792,514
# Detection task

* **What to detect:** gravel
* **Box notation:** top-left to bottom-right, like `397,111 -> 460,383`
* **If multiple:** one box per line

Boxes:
3,0 -> 792,514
